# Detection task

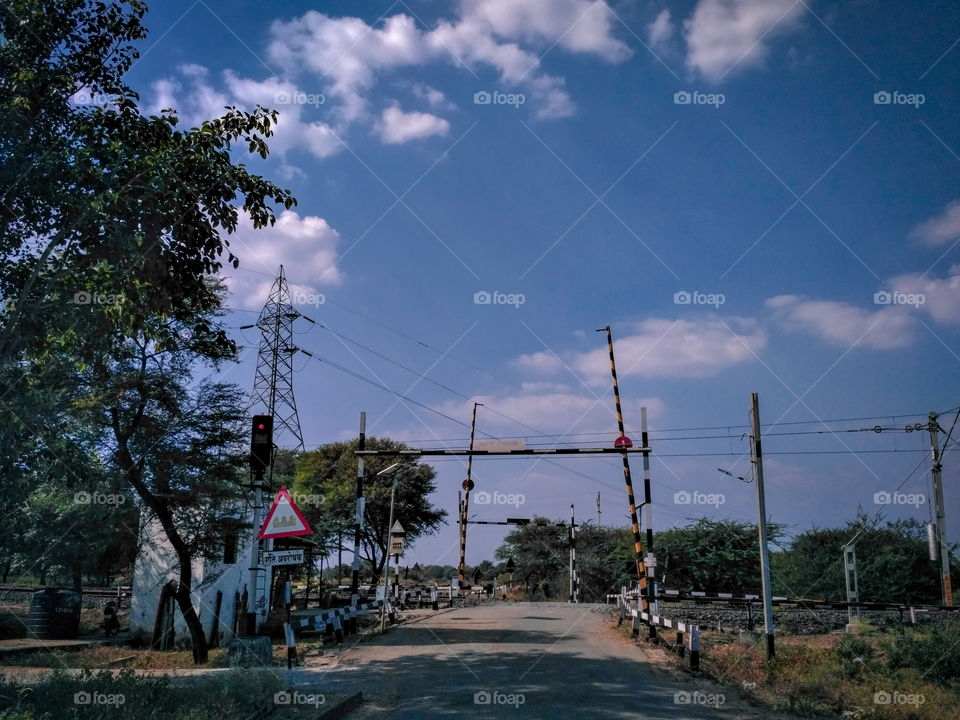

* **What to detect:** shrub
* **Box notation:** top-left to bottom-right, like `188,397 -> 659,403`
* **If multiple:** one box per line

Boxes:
885,620 -> 960,687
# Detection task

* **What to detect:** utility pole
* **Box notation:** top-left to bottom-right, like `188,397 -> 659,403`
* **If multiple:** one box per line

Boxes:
458,402 -> 482,586
749,392 -> 775,659
569,504 -> 577,603
349,412 -> 366,633
928,412 -> 953,606
596,492 -> 601,526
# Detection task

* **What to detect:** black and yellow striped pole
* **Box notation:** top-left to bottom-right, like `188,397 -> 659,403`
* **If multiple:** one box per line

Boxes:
458,402 -> 482,587
597,326 -> 650,621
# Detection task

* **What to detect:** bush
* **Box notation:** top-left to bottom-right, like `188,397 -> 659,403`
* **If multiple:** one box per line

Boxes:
834,634 -> 876,680
0,669 -> 281,719
885,620 -> 960,687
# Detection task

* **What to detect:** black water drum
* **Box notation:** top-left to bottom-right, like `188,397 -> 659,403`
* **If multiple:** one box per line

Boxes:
27,588 -> 81,639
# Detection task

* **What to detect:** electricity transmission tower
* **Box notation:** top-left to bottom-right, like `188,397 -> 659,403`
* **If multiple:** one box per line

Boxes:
247,265 -> 305,452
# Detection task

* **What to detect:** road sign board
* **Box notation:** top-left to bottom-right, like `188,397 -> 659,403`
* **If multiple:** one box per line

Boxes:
475,440 -> 526,452
462,478 -> 474,492
259,548 -> 305,566
259,486 -> 313,539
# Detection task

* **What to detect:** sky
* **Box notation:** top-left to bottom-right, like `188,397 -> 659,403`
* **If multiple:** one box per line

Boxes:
113,0 -> 960,575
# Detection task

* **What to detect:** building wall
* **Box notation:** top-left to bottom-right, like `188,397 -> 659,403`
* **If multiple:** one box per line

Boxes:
129,508 -> 261,648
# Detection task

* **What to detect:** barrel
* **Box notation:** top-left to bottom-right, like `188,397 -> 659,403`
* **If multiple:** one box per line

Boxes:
27,588 -> 82,639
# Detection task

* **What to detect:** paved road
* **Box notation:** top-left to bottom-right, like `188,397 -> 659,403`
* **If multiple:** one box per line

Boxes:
295,602 -> 790,720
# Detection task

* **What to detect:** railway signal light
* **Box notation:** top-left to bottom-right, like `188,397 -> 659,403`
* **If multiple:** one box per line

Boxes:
251,415 -> 273,472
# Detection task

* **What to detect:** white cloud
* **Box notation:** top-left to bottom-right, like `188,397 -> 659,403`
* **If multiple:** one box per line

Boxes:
890,266 -> 960,326
145,66 -> 342,162
766,295 -> 915,349
412,83 -> 457,110
684,0 -> 805,82
569,317 -> 768,381
222,208 -> 342,310
909,201 -> 960,247
647,9 -> 674,51
267,1 -> 630,122
378,105 -> 450,144
461,0 -> 631,62
515,351 -> 565,374
436,386 -> 663,436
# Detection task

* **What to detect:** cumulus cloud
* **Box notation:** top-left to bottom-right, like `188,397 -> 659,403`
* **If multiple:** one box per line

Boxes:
515,351 -> 565,374
145,66 -> 342,161
436,385 -> 663,436
378,105 -> 450,144
684,0 -> 805,82
222,208 -> 342,310
890,266 -> 960,326
267,1 -> 630,122
647,9 -> 674,51
412,83 -> 457,110
909,201 -> 960,247
766,295 -> 915,349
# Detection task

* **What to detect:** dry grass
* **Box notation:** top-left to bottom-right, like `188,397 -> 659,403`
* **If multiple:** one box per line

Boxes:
701,629 -> 960,720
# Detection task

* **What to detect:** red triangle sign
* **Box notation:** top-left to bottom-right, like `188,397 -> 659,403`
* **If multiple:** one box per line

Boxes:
259,486 -> 313,539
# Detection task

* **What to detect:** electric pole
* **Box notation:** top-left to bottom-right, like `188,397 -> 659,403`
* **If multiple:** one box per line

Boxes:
928,412 -> 953,606
596,492 -> 601,526
458,402 -> 482,586
349,412 -> 366,633
750,392 -> 775,659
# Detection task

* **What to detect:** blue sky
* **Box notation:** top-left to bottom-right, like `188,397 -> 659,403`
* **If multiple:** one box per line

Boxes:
117,0 -> 960,572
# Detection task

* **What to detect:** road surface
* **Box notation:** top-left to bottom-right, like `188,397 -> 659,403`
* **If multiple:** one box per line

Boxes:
295,602 -> 792,720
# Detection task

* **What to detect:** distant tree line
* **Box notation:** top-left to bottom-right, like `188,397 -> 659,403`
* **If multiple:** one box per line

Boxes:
491,516 -> 958,605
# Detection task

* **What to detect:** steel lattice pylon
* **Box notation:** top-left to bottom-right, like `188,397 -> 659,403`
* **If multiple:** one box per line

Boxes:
248,265 -> 304,451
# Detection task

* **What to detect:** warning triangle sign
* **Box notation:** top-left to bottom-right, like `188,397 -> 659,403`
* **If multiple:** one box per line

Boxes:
258,486 -> 313,540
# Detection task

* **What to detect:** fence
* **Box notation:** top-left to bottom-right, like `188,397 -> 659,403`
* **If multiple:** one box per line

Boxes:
615,587 -> 700,671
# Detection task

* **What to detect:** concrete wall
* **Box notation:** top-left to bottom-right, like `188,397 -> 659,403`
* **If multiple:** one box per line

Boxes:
129,507 -> 260,648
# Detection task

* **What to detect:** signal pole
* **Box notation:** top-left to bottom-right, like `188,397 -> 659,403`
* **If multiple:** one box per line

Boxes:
569,504 -> 577,603
349,412 -> 366,633
928,412 -> 953,606
458,402 -> 482,586
749,392 -> 775,659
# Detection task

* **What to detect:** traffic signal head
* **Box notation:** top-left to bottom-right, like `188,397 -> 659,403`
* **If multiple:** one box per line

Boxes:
250,415 -> 273,472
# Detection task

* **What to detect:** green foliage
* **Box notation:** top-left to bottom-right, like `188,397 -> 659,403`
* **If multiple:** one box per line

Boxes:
0,669 -> 281,719
884,620 -> 960,687
653,518 -> 784,594
770,518 -> 952,603
293,438 -> 446,581
495,519 -> 567,597
833,633 -> 876,681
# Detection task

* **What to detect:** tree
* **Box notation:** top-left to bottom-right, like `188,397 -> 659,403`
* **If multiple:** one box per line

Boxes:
495,519 -> 567,598
0,0 -> 296,368
650,518 -> 785,594
1,0 -> 297,664
771,517 -> 958,603
293,438 -> 446,583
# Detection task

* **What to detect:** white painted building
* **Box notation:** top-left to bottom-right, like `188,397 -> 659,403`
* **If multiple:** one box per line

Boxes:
129,505 -> 264,648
